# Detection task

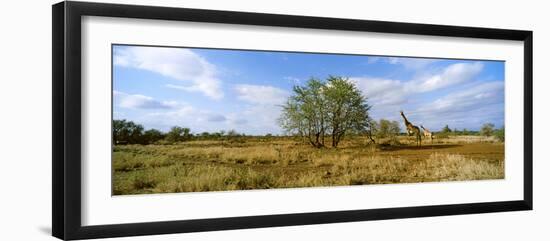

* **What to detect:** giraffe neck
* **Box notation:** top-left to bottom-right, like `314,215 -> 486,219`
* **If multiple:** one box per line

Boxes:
401,113 -> 411,125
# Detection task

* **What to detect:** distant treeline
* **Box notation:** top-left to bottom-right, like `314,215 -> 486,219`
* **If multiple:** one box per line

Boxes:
364,120 -> 504,145
436,123 -> 504,141
113,119 -> 251,145
439,124 -> 478,135
113,119 -> 504,145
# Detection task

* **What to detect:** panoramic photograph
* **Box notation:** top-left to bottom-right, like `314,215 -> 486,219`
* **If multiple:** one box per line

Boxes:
112,44 -> 505,195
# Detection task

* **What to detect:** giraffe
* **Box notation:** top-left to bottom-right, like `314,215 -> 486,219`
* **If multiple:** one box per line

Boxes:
400,111 -> 422,147
420,125 -> 434,144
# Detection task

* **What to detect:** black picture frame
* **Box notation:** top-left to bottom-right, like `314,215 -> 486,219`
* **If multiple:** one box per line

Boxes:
52,1 -> 533,240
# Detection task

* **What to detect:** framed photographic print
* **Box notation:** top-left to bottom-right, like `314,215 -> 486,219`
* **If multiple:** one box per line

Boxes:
52,1 -> 533,240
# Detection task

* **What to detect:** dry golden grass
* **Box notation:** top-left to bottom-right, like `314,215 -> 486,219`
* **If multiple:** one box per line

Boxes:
112,136 -> 504,195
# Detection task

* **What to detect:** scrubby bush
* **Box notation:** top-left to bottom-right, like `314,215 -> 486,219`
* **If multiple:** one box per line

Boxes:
481,123 -> 495,137
493,126 -> 505,142
374,119 -> 400,140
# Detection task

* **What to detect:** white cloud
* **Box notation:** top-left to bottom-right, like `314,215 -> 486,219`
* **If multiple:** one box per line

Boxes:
351,61 -> 494,130
387,57 -> 438,70
141,105 -> 206,129
206,114 -> 226,122
361,59 -> 482,94
133,101 -> 252,132
407,81 -> 504,131
284,76 -> 301,85
353,77 -> 408,106
353,62 -> 484,106
413,62 -> 483,92
231,84 -> 289,134
234,84 -> 289,105
136,106 -> 259,134
417,81 -> 504,115
132,84 -> 288,134
114,46 -> 223,99
366,56 -> 383,64
239,104 -> 284,134
229,118 -> 248,125
365,56 -> 438,69
114,91 -> 178,109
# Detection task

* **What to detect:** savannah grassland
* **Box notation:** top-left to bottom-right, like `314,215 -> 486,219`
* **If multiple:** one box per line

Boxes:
112,135 -> 504,195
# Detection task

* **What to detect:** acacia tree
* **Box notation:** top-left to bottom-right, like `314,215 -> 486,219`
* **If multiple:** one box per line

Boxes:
113,119 -> 144,144
442,124 -> 452,133
375,119 -> 401,140
323,76 -> 371,147
165,126 -> 192,142
143,129 -> 164,144
494,126 -> 505,141
279,78 -> 328,147
362,117 -> 377,144
279,76 -> 371,148
481,123 -> 495,137
113,119 -> 130,144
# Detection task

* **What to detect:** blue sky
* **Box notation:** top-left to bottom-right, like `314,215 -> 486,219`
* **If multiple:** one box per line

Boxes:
113,45 -> 505,135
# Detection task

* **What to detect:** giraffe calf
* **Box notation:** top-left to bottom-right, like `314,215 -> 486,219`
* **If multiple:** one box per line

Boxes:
421,125 -> 434,144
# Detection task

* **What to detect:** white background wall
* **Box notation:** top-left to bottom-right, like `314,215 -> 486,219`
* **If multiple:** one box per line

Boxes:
0,0 -> 547,240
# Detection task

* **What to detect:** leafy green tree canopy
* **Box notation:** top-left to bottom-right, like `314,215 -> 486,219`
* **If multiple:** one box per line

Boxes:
481,123 -> 495,137
374,119 -> 401,139
442,124 -> 452,133
113,119 -> 144,144
165,126 -> 192,142
279,76 -> 371,148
